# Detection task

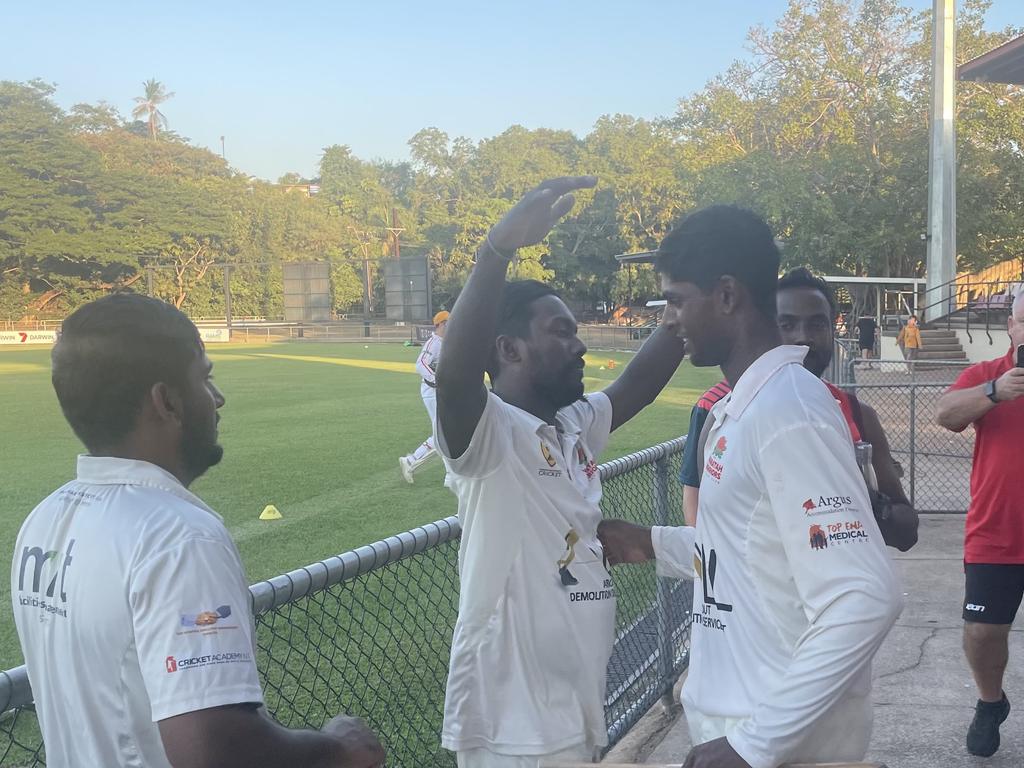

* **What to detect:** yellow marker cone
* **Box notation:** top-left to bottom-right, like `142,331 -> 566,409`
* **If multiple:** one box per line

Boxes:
259,505 -> 282,521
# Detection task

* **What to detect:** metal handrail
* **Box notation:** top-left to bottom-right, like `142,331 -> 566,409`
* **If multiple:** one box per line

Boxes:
918,273 -> 1021,344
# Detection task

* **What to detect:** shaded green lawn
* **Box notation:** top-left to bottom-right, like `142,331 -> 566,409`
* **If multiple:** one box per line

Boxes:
0,341 -> 719,668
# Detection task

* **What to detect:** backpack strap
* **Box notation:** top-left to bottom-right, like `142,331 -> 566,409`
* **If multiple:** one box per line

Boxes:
847,392 -> 866,440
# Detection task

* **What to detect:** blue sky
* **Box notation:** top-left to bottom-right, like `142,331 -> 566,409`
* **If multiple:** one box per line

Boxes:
2,1 -> 1019,181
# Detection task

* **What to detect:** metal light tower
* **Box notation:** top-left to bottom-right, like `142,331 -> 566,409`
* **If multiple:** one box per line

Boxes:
925,0 -> 957,322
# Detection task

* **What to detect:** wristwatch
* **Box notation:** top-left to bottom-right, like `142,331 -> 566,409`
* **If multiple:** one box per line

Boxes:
985,379 -> 999,403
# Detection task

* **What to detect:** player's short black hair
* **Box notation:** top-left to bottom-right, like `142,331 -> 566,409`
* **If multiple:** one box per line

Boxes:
488,279 -> 559,377
655,205 -> 780,319
777,266 -> 838,318
52,293 -> 203,453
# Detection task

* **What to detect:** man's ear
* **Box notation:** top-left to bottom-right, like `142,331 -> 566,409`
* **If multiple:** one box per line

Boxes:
716,275 -> 740,316
148,382 -> 185,428
495,334 -> 524,367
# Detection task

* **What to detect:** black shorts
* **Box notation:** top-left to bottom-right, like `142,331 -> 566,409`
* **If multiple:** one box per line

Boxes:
963,563 -> 1024,624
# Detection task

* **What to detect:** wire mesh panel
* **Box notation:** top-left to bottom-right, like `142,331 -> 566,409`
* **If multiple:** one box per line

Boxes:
255,527 -> 462,768
843,382 -> 974,513
0,667 -> 45,767
0,439 -> 691,768
599,442 -> 690,746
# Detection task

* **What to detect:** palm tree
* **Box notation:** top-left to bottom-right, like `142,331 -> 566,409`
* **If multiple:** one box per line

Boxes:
131,79 -> 174,139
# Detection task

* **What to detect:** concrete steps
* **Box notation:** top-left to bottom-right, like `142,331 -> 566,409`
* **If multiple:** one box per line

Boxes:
913,329 -> 967,361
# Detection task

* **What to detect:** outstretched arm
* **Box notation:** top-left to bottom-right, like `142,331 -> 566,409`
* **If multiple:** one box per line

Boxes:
436,176 -> 597,459
160,706 -> 384,768
603,321 -> 686,431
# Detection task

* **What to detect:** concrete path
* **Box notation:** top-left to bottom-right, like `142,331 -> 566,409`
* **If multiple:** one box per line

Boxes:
645,514 -> 1024,767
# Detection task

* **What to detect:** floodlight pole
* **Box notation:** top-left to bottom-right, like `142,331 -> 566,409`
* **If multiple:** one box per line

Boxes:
925,0 -> 957,323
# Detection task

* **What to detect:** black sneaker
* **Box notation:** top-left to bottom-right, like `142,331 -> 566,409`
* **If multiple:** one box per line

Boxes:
967,692 -> 1010,757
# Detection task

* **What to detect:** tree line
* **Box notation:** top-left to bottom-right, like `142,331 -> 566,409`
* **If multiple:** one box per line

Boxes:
1,0 -> 1021,322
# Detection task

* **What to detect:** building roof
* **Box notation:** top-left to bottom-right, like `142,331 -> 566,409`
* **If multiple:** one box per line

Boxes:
958,34 -> 1024,86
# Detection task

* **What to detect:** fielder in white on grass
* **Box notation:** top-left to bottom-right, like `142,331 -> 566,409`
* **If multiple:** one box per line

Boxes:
399,310 -> 449,483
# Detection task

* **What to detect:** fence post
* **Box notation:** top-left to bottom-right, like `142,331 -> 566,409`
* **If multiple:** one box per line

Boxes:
653,452 -> 674,706
909,385 -> 917,508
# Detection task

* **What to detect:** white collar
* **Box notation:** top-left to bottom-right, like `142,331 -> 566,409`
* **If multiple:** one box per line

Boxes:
75,455 -> 221,520
721,345 -> 809,422
497,394 -> 584,439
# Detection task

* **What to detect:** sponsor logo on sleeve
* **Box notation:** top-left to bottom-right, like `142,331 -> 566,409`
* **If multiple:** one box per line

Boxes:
164,650 -> 253,674
803,495 -> 860,517
178,605 -> 240,637
809,520 -> 870,550
181,605 -> 233,628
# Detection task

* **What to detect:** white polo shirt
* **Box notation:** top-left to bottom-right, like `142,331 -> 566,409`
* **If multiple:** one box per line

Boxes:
438,391 -> 616,756
651,346 -> 902,768
12,456 -> 263,768
417,333 -> 443,387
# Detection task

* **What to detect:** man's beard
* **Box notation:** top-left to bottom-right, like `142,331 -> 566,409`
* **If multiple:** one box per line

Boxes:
180,410 -> 223,482
803,348 -> 832,378
533,364 -> 585,410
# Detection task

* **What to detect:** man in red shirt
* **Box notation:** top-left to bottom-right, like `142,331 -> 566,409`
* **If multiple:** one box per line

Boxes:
937,289 -> 1024,757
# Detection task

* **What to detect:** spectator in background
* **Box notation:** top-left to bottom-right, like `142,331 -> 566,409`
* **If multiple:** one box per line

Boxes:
12,294 -> 384,768
400,310 -> 449,483
898,315 -> 922,363
936,289 -> 1024,758
835,311 -> 849,338
857,313 -> 878,360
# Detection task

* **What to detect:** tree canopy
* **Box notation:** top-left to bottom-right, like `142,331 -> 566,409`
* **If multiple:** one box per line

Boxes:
1,0 -> 1021,322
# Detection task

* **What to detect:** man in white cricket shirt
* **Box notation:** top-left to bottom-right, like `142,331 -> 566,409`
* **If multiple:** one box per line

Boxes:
435,176 -> 687,767
599,205 -> 903,768
12,294 -> 384,768
400,309 -> 449,483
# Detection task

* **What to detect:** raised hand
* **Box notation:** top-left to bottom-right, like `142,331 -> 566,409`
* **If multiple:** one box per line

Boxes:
487,176 -> 597,253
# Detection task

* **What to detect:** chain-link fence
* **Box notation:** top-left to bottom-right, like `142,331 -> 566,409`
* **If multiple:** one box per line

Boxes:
0,666 -> 43,768
835,358 -> 975,513
0,438 -> 689,767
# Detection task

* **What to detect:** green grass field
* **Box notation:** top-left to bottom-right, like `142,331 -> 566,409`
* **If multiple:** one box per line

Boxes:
0,341 -> 719,670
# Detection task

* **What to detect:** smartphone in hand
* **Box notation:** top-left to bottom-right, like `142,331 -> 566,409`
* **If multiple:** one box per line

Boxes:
1018,344 -> 1024,368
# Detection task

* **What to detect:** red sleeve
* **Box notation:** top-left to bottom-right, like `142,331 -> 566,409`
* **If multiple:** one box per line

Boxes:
949,362 -> 989,392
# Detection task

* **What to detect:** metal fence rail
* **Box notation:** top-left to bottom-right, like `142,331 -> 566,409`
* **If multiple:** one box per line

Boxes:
0,439 -> 689,767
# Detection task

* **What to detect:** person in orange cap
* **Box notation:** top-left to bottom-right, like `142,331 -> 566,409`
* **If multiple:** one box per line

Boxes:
400,310 -> 450,482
